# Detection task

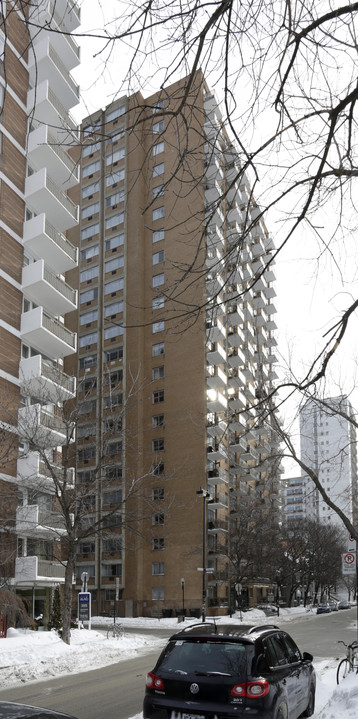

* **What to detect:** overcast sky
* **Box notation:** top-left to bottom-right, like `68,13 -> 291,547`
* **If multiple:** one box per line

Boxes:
72,0 -> 358,420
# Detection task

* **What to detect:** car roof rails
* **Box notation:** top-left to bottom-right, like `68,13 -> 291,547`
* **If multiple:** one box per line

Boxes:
176,621 -> 218,634
247,624 -> 279,634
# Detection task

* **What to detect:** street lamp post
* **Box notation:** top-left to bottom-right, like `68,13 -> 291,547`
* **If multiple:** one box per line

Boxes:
181,578 -> 185,618
197,487 -> 211,622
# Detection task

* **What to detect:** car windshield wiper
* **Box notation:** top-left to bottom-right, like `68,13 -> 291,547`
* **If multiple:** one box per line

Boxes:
194,670 -> 232,677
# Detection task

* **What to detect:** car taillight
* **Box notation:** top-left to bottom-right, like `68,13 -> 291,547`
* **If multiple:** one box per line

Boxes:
231,680 -> 269,698
146,672 -> 165,691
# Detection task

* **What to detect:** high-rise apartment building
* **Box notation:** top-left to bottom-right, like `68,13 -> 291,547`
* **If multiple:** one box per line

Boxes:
298,396 -> 357,527
67,73 -> 281,617
0,0 -> 79,624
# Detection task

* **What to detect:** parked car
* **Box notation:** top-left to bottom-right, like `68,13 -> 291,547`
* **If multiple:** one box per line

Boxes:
327,599 -> 338,612
338,600 -> 351,610
316,603 -> 331,614
143,622 -> 316,719
256,604 -> 279,616
0,703 -> 78,718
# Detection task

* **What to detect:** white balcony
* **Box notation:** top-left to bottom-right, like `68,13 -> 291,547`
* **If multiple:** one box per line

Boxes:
206,323 -> 226,344
30,3 -> 80,68
21,307 -> 76,359
28,125 -> 79,189
207,440 -> 227,462
25,168 -> 78,231
208,493 -> 228,509
20,356 -> 76,403
18,403 -> 75,448
29,37 -> 80,109
16,505 -> 67,538
227,330 -> 245,349
207,343 -> 226,366
29,0 -> 81,33
228,390 -> 246,411
206,366 -> 226,391
27,80 -> 78,143
227,307 -> 245,325
14,556 -> 66,584
22,260 -> 77,316
207,466 -> 228,486
23,214 -> 78,273
207,391 -> 227,414
227,347 -> 246,367
206,418 -> 226,439
17,452 -> 74,492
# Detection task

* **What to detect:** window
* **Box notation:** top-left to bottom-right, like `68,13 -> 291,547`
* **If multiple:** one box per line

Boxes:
153,120 -> 164,134
153,390 -> 164,404
152,342 -> 164,356
106,105 -> 125,122
152,438 -> 165,452
105,347 -> 123,362
79,332 -> 98,348
106,148 -> 125,166
105,466 -> 123,480
153,142 -> 164,156
78,446 -> 96,462
106,369 -> 123,386
82,160 -> 101,178
82,180 -> 100,198
81,223 -> 99,241
80,266 -> 99,283
82,202 -> 99,219
80,310 -> 98,325
153,206 -> 164,221
105,278 -> 124,294
104,393 -> 123,408
152,586 -> 164,600
152,414 -> 164,428
79,399 -> 97,415
152,512 -> 164,525
152,487 -> 164,500
105,301 -> 123,317
153,100 -> 164,113
104,325 -> 123,340
107,441 -> 122,456
82,142 -> 100,157
153,321 -> 164,333
153,250 -> 164,265
106,169 -> 125,186
153,163 -> 164,178
105,213 -> 125,230
77,541 -> 95,555
105,234 -> 124,252
77,423 -> 96,439
152,537 -> 165,550
105,256 -> 124,273
80,244 -> 99,261
80,287 -> 98,303
76,565 -> 95,578
152,462 -> 164,476
152,273 -> 164,288
152,296 -> 164,311
79,376 -> 97,393
79,355 -> 97,370
103,537 -> 122,552
153,185 -> 164,199
106,191 -> 125,207
152,366 -> 164,380
103,489 -> 122,505
107,129 -> 125,144
102,563 -> 122,577
152,562 -> 164,575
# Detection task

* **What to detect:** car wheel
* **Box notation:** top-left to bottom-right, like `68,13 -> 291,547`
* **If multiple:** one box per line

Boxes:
275,702 -> 288,719
300,686 -> 315,717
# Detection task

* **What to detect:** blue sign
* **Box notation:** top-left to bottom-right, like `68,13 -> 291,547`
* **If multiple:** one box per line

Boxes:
78,592 -> 91,622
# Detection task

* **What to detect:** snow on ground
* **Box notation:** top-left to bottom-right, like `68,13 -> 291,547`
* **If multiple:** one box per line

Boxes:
0,607 -> 357,718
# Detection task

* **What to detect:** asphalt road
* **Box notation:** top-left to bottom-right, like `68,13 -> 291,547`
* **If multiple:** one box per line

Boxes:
0,609 -> 356,719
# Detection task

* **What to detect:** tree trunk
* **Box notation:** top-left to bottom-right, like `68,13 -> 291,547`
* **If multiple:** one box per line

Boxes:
62,548 -> 76,644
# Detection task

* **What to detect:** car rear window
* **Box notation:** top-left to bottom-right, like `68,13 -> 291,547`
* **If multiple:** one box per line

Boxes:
157,639 -> 248,676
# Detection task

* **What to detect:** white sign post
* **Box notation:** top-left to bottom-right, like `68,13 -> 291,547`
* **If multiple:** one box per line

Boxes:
342,552 -> 356,575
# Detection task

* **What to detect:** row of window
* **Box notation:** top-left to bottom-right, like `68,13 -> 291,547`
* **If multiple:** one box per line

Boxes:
79,346 -> 123,370
80,255 -> 124,282
79,325 -> 124,348
80,301 -> 124,326
80,277 -> 124,303
79,394 -> 123,415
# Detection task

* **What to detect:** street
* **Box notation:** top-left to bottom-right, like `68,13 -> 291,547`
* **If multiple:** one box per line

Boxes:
0,609 -> 356,719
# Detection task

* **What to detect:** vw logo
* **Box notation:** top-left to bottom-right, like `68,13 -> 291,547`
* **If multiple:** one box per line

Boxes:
190,683 -> 200,695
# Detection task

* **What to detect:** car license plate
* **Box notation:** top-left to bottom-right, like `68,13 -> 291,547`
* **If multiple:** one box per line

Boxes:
170,714 -> 205,719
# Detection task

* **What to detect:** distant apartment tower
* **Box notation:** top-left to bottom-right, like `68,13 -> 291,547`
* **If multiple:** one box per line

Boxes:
300,396 -> 357,526
67,72 -> 280,617
283,396 -> 358,528
0,1 -> 79,624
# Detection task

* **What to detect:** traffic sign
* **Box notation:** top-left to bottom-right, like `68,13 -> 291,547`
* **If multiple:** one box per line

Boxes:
348,534 -> 357,552
342,552 -> 356,575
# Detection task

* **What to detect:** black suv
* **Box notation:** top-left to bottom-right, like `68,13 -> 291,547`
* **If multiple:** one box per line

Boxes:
143,623 -> 315,719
